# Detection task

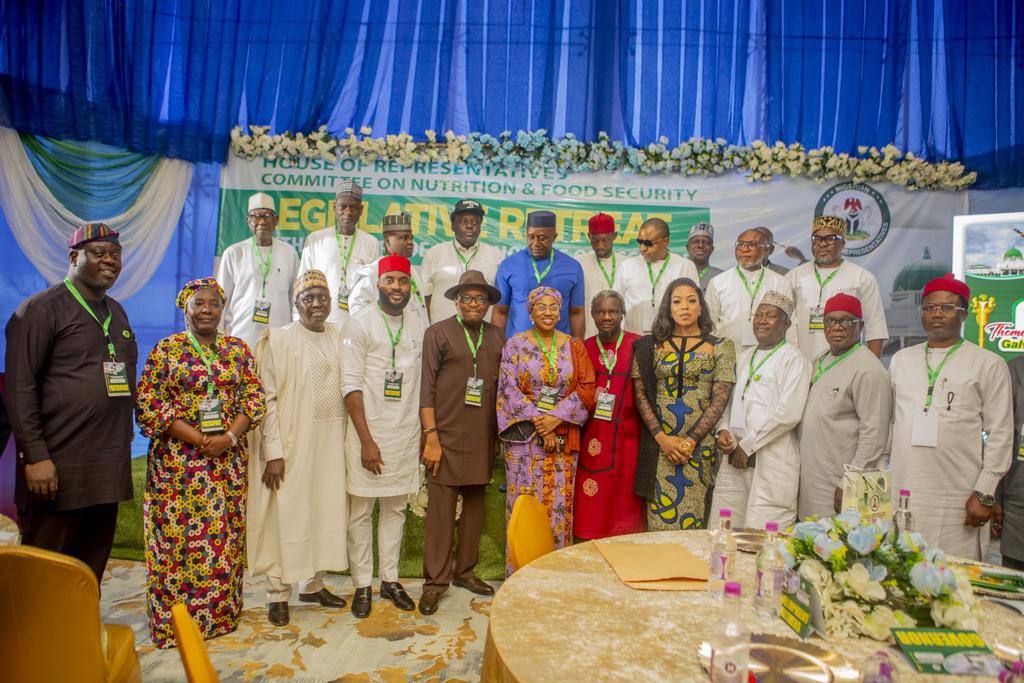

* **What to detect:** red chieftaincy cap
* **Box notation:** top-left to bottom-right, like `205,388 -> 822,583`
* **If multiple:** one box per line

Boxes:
922,273 -> 970,302
378,255 -> 411,277
823,293 -> 863,319
587,213 -> 616,235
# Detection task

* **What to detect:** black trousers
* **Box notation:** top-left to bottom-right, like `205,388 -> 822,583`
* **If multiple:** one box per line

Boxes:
19,501 -> 119,585
1003,554 -> 1024,572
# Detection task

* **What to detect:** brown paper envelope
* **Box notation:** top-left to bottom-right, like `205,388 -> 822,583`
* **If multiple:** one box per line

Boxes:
596,541 -> 710,586
624,579 -> 708,591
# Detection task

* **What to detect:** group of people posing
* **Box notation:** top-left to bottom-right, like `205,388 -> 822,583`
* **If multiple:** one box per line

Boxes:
5,182 -> 1021,651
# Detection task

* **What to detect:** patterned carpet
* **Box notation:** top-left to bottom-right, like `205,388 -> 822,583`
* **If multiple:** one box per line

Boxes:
100,560 -> 495,682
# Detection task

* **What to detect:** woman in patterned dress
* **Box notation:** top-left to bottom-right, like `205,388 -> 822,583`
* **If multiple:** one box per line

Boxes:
496,286 -> 596,575
631,277 -> 736,531
136,278 -> 266,648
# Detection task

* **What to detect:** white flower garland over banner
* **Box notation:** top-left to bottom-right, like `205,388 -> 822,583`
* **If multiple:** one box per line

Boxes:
0,126 -> 193,300
231,126 -> 976,192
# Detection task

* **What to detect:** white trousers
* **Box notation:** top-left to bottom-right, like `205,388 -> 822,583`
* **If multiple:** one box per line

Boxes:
266,571 -> 327,603
348,494 -> 408,588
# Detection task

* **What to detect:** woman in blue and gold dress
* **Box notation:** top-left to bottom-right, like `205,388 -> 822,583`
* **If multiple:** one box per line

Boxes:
631,277 -> 735,530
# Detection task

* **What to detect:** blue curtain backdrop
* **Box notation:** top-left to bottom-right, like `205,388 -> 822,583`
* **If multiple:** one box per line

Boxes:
1,0 -> 1022,188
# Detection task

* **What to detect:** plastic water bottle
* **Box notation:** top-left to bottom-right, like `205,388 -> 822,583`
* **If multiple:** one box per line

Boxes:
709,508 -> 736,599
859,651 -> 900,682
754,521 -> 785,617
892,488 -> 913,534
710,581 -> 750,682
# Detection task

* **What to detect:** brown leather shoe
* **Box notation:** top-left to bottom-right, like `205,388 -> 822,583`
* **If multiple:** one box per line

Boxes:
380,581 -> 416,611
351,587 -> 372,618
268,601 -> 290,626
418,590 -> 441,615
299,587 -> 347,609
452,576 -> 495,596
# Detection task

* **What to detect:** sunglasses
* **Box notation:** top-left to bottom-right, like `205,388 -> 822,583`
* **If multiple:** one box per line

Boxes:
636,238 -> 665,248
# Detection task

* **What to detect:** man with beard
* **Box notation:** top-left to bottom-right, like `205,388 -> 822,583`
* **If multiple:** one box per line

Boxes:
576,213 -> 620,338
4,223 -> 137,581
341,255 -> 425,617
249,270 -> 350,626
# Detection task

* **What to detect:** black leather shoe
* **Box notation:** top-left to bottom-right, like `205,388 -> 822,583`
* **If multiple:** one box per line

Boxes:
268,601 -> 290,626
299,587 -> 347,608
380,581 -> 416,611
452,576 -> 495,596
419,590 -> 441,615
351,587 -> 372,619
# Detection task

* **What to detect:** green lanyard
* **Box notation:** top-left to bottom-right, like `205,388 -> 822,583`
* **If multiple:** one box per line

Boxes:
743,340 -> 786,398
532,329 -> 559,385
532,254 -> 554,284
924,339 -> 964,410
250,238 -> 272,294
811,342 -> 861,385
334,230 -> 358,278
377,304 -> 405,369
454,241 -> 478,271
813,262 -> 842,307
64,278 -> 116,359
597,253 -> 617,289
597,329 -> 624,388
646,258 -> 670,307
736,266 -> 766,319
410,274 -> 424,306
699,265 -> 710,280
456,315 -> 484,377
187,330 -> 218,397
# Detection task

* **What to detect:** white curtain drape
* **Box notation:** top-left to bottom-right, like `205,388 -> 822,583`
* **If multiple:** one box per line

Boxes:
0,126 -> 193,300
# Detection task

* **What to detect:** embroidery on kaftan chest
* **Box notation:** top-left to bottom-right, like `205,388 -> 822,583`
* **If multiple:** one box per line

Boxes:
304,335 -> 345,421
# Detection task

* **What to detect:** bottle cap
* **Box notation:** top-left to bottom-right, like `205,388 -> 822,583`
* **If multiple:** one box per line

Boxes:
720,508 -> 732,518
724,582 -> 742,596
765,521 -> 778,532
899,488 -> 911,497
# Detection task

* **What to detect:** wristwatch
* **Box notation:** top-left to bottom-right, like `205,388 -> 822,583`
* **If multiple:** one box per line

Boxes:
972,491 -> 996,508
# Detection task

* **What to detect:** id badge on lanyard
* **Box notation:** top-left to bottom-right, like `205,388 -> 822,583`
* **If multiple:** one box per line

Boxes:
252,299 -> 271,324
910,410 -> 939,447
384,370 -> 403,400
337,281 -> 350,311
198,396 -> 224,433
593,387 -> 616,421
809,306 -> 825,331
465,377 -> 484,407
537,385 -> 560,413
103,361 -> 131,397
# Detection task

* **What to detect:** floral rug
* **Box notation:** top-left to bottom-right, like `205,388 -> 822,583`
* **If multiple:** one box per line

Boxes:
100,560 -> 494,682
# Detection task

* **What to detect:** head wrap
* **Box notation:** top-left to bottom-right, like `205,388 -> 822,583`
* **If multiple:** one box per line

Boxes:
451,199 -> 485,222
248,192 -> 275,214
587,213 -> 615,235
760,290 -> 795,317
378,254 -> 411,277
382,212 -> 413,234
824,293 -> 863,319
67,223 -> 119,249
176,277 -> 225,310
812,215 -> 847,236
294,269 -> 330,298
335,180 -> 363,200
527,211 -> 557,229
527,286 -> 563,312
688,222 -> 714,241
922,273 -> 970,303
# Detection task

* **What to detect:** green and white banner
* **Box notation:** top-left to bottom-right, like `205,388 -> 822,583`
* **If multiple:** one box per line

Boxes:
219,155 -> 968,357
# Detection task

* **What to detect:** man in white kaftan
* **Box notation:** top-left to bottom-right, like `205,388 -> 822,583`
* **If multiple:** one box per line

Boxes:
711,291 -> 810,530
797,293 -> 891,520
785,215 -> 888,362
889,274 -> 1013,560
614,218 -> 698,334
249,270 -> 348,626
705,227 -> 794,352
216,192 -> 300,350
297,181 -> 380,324
575,212 -> 620,338
341,254 -> 425,617
419,199 -> 503,323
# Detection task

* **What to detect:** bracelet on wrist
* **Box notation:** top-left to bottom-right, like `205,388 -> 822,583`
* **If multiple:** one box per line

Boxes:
226,431 -> 239,447
422,427 -> 438,436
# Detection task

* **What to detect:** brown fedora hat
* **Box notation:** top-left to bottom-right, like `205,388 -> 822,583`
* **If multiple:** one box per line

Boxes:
444,269 -> 502,304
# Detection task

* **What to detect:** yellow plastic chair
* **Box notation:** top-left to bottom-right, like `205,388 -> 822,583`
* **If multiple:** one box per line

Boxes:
0,545 -> 141,683
171,603 -> 220,683
507,494 -> 556,571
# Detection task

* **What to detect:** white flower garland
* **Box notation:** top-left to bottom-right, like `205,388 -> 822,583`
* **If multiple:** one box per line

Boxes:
231,125 -> 976,192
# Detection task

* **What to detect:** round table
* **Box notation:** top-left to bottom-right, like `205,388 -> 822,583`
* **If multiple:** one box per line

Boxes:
481,530 -> 1024,682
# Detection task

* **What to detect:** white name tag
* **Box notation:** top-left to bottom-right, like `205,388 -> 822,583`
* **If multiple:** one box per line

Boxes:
910,410 -> 939,447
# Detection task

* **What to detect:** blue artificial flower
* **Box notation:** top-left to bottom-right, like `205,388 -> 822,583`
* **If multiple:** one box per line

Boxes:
855,558 -> 888,582
924,547 -> 945,564
779,543 -> 795,570
813,532 -> 844,561
835,510 -> 862,530
847,525 -> 880,555
910,561 -> 943,596
793,520 -> 826,542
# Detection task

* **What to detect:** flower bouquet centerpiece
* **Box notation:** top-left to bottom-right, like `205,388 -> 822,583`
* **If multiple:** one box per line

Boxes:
781,511 -> 981,641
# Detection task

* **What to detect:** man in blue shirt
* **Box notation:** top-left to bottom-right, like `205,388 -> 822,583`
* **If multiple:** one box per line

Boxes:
491,211 -> 586,337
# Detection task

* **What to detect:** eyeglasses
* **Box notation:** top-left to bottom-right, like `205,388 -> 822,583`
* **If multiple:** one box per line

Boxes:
457,294 -> 489,305
920,304 -> 965,315
248,211 -> 276,222
636,238 -> 665,248
823,317 -> 861,330
532,304 -> 560,313
734,240 -> 763,249
812,235 -> 844,245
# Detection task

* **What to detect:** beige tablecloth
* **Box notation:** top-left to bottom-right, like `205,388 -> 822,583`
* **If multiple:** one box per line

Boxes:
482,530 -> 1024,682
